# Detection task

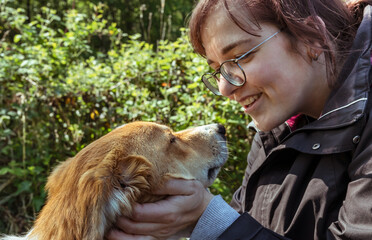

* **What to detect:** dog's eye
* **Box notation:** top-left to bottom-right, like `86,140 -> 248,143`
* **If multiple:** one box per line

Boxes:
170,136 -> 177,143
118,180 -> 127,189
120,182 -> 127,189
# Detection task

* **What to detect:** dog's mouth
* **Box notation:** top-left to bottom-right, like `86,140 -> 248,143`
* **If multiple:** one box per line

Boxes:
208,166 -> 221,181
206,141 -> 228,184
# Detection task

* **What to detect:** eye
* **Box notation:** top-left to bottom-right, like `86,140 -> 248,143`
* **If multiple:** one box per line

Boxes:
236,50 -> 256,61
170,136 -> 177,143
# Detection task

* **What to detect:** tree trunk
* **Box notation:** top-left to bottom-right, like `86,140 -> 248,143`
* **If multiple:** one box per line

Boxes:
26,0 -> 31,22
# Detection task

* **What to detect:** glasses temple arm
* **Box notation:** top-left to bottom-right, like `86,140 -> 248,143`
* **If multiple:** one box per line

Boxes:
237,29 -> 281,61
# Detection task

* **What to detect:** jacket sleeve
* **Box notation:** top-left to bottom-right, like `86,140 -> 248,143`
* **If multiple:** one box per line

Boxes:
218,213 -> 291,240
190,195 -> 290,240
190,195 -> 240,240
327,111 -> 372,239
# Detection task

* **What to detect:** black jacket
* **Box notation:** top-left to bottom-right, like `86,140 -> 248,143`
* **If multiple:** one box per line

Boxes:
221,5 -> 372,240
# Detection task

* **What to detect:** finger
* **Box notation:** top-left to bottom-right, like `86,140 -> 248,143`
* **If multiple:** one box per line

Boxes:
116,217 -> 188,237
129,200 -> 176,222
129,186 -> 211,223
106,228 -> 157,240
152,178 -> 203,195
130,196 -> 195,223
117,215 -> 169,232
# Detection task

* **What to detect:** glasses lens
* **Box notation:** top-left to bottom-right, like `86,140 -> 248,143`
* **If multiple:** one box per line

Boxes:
220,61 -> 245,86
202,73 -> 222,95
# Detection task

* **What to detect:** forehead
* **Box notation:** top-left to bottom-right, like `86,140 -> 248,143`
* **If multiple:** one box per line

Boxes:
118,122 -> 171,136
149,123 -> 170,132
201,6 -> 257,62
149,124 -> 172,137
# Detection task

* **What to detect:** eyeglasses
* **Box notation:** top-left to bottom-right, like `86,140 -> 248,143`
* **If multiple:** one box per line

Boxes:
201,30 -> 281,95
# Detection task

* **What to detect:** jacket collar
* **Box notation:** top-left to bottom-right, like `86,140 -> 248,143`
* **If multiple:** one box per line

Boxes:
308,5 -> 372,129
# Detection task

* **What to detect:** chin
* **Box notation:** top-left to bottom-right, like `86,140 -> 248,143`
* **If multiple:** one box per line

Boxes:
253,118 -> 283,132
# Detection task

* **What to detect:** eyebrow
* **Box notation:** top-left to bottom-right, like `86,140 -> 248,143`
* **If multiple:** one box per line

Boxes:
206,39 -> 252,65
222,39 -> 252,55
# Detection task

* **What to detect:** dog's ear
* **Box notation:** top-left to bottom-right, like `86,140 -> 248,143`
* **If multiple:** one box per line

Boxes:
112,155 -> 154,207
77,149 -> 154,218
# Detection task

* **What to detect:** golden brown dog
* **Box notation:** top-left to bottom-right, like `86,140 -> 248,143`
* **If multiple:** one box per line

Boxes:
1,121 -> 228,240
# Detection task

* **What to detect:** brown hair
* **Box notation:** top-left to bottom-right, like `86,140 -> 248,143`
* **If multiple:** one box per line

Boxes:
188,0 -> 372,86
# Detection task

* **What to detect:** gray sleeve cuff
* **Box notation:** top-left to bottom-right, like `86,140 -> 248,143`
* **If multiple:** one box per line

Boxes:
190,195 -> 240,240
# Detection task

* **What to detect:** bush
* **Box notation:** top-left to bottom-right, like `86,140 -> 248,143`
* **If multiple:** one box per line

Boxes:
0,0 -> 251,234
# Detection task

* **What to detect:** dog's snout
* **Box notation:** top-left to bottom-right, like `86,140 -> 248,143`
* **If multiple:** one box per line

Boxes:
217,124 -> 226,139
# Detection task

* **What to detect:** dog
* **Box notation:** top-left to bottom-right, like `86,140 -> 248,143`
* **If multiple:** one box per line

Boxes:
1,121 -> 228,240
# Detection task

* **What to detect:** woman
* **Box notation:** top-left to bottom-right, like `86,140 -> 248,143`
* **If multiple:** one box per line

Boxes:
107,0 -> 372,239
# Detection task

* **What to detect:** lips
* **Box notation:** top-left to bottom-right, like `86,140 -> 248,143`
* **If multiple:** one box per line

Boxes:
240,93 -> 261,107
238,93 -> 262,112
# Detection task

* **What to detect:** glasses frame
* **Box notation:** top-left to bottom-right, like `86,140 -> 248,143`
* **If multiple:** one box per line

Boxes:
201,29 -> 281,95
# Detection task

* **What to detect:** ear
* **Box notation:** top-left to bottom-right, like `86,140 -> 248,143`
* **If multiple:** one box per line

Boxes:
303,16 -> 326,61
77,149 -> 154,218
112,155 -> 154,202
307,48 -> 320,61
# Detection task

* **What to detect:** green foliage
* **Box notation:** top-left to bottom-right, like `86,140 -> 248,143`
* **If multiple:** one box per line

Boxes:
12,0 -> 195,44
0,0 -> 251,234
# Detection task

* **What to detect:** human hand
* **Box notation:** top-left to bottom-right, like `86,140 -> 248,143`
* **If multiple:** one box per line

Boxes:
106,178 -> 214,240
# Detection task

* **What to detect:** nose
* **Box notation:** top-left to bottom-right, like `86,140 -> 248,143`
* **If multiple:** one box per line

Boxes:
218,76 -> 239,98
217,124 -> 226,140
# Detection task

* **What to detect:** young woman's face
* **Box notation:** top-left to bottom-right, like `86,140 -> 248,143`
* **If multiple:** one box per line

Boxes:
201,6 -> 330,131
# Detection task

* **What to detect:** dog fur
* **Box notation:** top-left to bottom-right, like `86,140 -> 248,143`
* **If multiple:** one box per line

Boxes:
1,122 -> 228,240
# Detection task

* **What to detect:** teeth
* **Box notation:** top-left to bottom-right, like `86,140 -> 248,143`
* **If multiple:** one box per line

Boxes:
241,94 -> 261,106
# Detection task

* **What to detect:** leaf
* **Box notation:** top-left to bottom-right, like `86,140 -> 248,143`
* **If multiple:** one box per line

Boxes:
2,128 -> 14,137
15,181 -> 32,195
166,86 -> 181,94
11,167 -> 27,177
20,59 -> 38,67
33,196 -> 45,212
0,168 -> 11,175
187,82 -> 198,89
13,34 -> 21,43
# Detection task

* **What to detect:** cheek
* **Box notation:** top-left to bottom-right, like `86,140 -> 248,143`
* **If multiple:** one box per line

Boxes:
248,36 -> 307,86
168,146 -> 189,160
245,61 -> 282,93
253,53 -> 308,96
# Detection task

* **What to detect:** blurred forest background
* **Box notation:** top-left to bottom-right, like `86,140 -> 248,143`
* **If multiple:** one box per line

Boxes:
0,0 -> 251,235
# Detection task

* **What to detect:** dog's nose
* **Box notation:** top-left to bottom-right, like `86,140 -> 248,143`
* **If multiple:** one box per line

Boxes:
217,124 -> 226,139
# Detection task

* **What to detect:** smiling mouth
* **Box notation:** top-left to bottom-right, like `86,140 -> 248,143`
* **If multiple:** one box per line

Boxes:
240,93 -> 262,108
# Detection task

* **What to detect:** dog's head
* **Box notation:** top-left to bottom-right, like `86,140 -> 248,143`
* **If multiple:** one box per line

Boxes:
38,122 -> 228,239
110,121 -> 228,186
